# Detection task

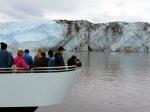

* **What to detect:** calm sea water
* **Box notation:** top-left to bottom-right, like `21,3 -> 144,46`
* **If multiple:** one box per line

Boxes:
37,52 -> 150,112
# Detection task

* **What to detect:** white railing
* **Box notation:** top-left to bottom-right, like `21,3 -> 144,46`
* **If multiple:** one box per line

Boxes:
0,65 -> 79,73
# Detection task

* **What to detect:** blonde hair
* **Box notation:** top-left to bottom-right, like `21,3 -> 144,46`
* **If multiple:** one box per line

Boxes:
17,50 -> 24,57
37,48 -> 44,56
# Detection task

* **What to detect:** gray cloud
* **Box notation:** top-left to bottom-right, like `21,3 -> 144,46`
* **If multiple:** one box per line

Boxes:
0,0 -> 149,22
11,3 -> 42,17
0,0 -> 88,20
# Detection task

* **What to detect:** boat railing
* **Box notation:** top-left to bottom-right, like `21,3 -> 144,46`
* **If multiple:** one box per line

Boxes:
0,68 -> 14,73
0,65 -> 79,73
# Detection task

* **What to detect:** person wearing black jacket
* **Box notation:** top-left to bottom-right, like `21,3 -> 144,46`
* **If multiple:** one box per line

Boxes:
54,46 -> 65,66
34,52 -> 48,67
67,55 -> 82,67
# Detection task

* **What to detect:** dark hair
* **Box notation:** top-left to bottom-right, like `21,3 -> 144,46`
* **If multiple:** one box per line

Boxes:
1,42 -> 7,50
41,52 -> 46,57
58,46 -> 65,51
48,49 -> 54,57
71,55 -> 77,61
24,49 -> 29,53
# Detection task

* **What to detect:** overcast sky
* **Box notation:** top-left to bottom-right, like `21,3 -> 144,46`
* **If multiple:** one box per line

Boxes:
0,0 -> 150,23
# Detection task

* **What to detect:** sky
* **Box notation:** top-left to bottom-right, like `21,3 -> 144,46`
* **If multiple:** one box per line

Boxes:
0,0 -> 150,23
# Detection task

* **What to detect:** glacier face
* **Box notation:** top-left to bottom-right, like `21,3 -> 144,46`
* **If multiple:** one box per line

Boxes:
0,20 -> 150,52
0,21 -> 64,51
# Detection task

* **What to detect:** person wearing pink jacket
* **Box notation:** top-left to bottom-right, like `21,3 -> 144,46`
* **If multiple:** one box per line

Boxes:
14,50 -> 29,72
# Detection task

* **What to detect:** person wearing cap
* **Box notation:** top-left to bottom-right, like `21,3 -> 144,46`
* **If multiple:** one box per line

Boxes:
54,46 -> 65,66
0,42 -> 13,68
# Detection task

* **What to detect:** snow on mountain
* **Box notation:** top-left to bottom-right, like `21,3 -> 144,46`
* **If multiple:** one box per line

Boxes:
0,20 -> 150,52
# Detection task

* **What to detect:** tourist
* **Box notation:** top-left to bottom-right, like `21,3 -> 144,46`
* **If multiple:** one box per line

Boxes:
34,48 -> 44,64
48,49 -> 55,67
34,52 -> 48,67
67,55 -> 82,67
54,46 -> 65,66
24,49 -> 33,69
0,42 -> 13,68
14,50 -> 29,72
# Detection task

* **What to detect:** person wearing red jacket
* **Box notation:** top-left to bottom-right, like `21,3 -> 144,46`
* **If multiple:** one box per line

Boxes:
14,50 -> 29,72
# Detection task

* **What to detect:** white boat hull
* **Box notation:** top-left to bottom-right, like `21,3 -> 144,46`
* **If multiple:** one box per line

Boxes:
0,69 -> 81,107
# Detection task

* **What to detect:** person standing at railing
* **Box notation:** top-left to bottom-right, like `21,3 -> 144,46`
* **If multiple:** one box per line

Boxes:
34,52 -> 48,67
24,49 -> 33,69
67,55 -> 82,67
0,42 -> 13,68
34,48 -> 44,65
14,50 -> 29,72
48,49 -> 55,67
54,46 -> 65,66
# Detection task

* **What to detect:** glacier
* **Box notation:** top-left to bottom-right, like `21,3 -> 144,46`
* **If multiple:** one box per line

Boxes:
0,20 -> 150,52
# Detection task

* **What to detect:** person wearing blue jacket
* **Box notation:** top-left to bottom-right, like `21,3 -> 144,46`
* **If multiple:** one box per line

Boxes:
0,42 -> 13,68
48,49 -> 55,67
24,49 -> 33,69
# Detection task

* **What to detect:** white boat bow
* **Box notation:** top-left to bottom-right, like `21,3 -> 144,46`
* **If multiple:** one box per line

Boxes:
0,66 -> 81,107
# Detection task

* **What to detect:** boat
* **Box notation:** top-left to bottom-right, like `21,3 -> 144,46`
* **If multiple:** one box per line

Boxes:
0,66 -> 81,112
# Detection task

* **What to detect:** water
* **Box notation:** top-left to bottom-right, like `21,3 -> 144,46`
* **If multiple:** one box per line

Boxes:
37,52 -> 150,112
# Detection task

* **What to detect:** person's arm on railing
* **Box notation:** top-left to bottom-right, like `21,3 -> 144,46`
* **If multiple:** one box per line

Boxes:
20,60 -> 29,70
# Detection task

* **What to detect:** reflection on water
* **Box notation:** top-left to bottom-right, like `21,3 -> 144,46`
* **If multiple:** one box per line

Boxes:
37,52 -> 150,112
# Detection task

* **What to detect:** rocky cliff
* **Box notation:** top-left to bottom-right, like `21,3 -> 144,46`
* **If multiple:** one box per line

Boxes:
57,20 -> 150,52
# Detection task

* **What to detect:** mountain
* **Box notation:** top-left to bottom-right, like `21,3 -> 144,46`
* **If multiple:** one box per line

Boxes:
0,20 -> 150,52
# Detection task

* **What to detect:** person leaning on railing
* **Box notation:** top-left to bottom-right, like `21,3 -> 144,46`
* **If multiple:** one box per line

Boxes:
33,51 -> 48,73
14,50 -> 29,72
54,46 -> 65,67
34,51 -> 48,67
24,49 -> 33,69
34,48 -> 44,65
48,49 -> 55,67
67,55 -> 82,67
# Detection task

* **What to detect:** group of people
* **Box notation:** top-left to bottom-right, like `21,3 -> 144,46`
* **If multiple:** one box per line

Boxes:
0,42 -> 81,71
